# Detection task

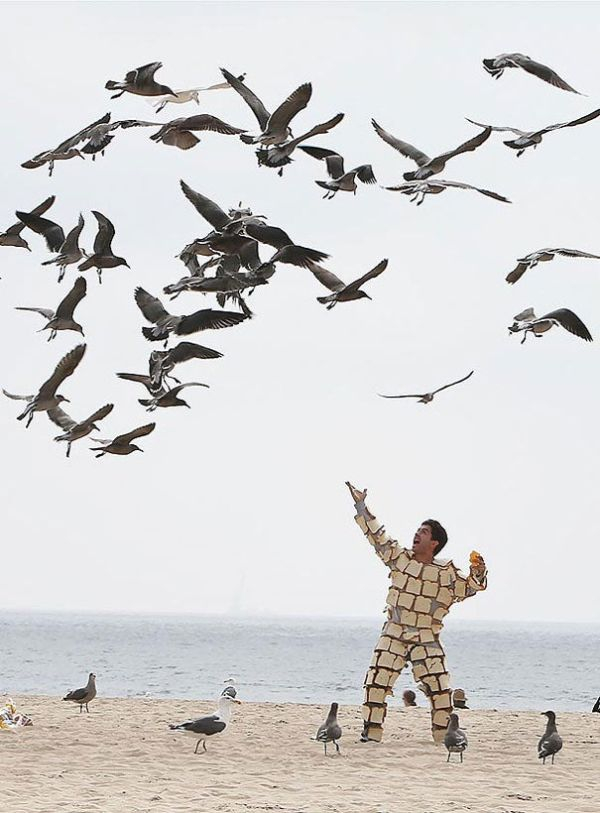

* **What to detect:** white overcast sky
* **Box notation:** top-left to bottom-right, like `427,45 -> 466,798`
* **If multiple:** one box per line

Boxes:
2,1 -> 599,623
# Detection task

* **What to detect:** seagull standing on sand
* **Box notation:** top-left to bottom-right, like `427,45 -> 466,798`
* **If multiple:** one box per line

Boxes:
0,196 -> 56,251
482,53 -> 581,93
169,694 -> 240,754
505,248 -> 600,284
538,710 -> 563,764
105,61 -> 176,98
372,119 -> 491,180
378,371 -> 474,403
444,713 -> 468,763
312,702 -> 342,755
3,344 -> 86,427
63,673 -> 97,713
298,146 -> 376,198
509,308 -> 593,343
49,403 -> 114,458
308,258 -> 389,309
15,277 -> 87,340
90,422 -> 156,458
78,211 -> 129,283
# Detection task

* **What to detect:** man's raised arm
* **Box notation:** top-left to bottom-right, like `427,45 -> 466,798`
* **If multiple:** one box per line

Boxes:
452,553 -> 488,602
346,481 -> 406,566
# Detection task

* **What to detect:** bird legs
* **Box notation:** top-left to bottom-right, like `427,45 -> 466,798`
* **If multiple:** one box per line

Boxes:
194,739 -> 208,754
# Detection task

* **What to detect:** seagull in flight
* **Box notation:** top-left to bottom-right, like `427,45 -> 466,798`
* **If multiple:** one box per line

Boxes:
482,53 -> 581,94
90,422 -> 156,457
383,179 -> 510,206
152,75 -> 245,113
150,114 -> 246,150
15,276 -> 87,340
0,196 -> 56,251
49,403 -> 114,458
298,146 -> 376,198
105,61 -> 176,98
372,119 -> 491,180
509,308 -> 593,344
466,109 -> 600,157
506,248 -> 600,284
309,259 -> 389,309
378,371 -> 474,403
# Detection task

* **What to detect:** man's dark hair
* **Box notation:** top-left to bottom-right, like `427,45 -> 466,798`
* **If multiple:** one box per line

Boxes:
423,519 -> 448,554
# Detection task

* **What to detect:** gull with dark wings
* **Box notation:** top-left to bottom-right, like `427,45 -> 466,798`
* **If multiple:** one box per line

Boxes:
0,196 -> 55,251
16,208 -> 65,253
149,341 -> 223,390
298,146 -> 376,198
149,114 -> 246,150
135,287 -> 248,345
508,308 -> 593,344
105,61 -> 176,98
221,68 -> 311,146
308,258 -> 389,309
482,53 -> 581,94
3,344 -> 86,427
255,113 -> 345,175
117,373 -> 209,411
372,119 -> 491,180
466,109 -> 600,157
49,403 -> 114,458
40,214 -> 86,282
383,179 -> 510,206
506,248 -> 600,284
90,423 -> 156,458
378,371 -> 474,404
78,211 -> 129,282
16,276 -> 87,340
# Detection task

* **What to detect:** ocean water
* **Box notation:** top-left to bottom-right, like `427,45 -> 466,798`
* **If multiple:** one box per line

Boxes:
0,612 -> 598,712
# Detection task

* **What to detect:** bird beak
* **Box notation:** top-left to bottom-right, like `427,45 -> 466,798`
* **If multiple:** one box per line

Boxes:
232,698 -> 241,704
63,397 -> 71,403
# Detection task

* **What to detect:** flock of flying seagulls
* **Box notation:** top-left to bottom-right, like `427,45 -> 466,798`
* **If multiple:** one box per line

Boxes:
2,52 -> 598,453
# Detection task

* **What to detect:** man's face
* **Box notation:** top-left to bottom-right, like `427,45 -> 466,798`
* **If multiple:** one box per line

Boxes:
412,524 -> 438,557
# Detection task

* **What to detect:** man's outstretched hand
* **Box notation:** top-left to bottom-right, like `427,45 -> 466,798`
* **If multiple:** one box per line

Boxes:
345,481 -> 367,503
469,550 -> 487,578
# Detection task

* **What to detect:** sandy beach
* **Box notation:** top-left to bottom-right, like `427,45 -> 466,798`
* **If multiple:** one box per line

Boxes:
1,696 -> 598,813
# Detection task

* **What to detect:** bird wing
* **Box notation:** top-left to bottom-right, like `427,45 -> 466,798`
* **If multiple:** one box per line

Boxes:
135,287 -> 171,324
15,306 -> 54,319
176,714 -> 227,735
505,262 -> 530,284
287,113 -> 345,148
55,277 -> 87,319
166,341 -> 224,364
378,392 -> 424,399
237,239 -> 262,270
267,83 -> 312,133
465,117 -> 525,135
272,244 -> 329,268
532,108 -> 600,137
91,211 -> 116,254
244,223 -> 294,249
554,248 -> 600,259
117,372 -> 153,388
47,406 -> 77,430
513,55 -> 580,93
38,344 -> 86,398
433,180 -> 511,203
135,62 -> 163,83
299,145 -> 344,176
432,127 -> 491,164
60,214 -> 85,254
220,68 -> 270,129
169,382 -> 210,395
371,119 -> 431,165
170,114 -> 246,135
354,164 -> 377,184
64,687 -> 88,702
180,181 -> 230,230
81,403 -> 114,426
6,195 -> 56,235
542,309 -> 593,341
55,113 -> 112,151
2,389 -> 33,401
15,211 -> 65,252
345,258 -> 389,294
112,422 -> 156,446
307,263 -> 345,292
432,370 -> 475,395
176,310 -> 247,335
297,146 -> 345,178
